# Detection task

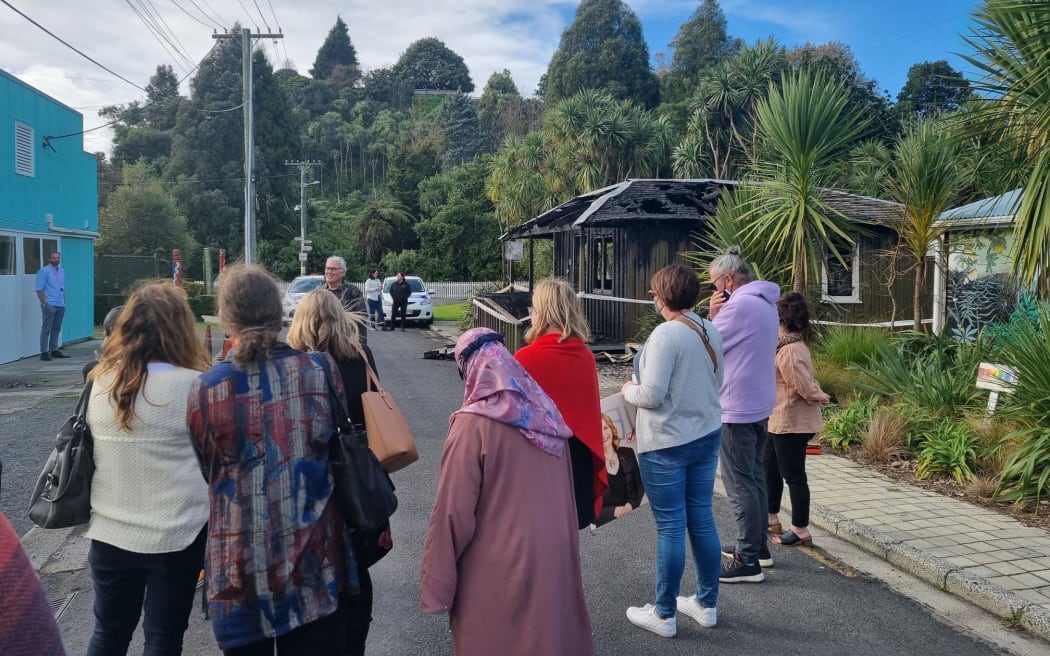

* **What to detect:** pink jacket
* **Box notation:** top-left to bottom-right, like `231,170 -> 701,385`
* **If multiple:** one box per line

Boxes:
769,340 -> 827,435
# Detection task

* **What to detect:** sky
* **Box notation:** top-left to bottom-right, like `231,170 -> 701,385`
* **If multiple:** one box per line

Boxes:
0,0 -> 981,154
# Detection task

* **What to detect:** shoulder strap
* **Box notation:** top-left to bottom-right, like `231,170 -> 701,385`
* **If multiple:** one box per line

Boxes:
674,316 -> 719,372
364,359 -> 382,393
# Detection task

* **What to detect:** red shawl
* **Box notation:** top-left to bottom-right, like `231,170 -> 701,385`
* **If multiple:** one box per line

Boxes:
515,333 -> 608,516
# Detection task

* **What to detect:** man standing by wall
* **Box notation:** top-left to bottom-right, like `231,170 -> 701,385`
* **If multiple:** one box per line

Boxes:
708,247 -> 779,583
35,251 -> 69,361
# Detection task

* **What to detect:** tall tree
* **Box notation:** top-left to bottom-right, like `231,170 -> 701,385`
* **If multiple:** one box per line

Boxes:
897,60 -> 972,120
351,199 -> 412,264
477,70 -> 538,149
672,38 -> 787,179
884,120 -> 967,330
439,92 -> 485,168
391,38 -> 474,92
543,0 -> 659,107
99,65 -> 184,170
962,0 -> 1050,295
746,68 -> 870,292
310,16 -> 361,87
97,161 -> 199,264
670,0 -> 740,83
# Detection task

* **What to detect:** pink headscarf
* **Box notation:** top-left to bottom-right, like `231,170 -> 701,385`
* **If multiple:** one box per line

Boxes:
453,328 -> 571,456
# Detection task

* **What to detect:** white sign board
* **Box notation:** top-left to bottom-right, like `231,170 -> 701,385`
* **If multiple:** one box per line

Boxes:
504,240 -> 524,261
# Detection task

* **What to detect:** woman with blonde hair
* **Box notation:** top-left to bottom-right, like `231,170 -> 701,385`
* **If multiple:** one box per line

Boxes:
288,288 -> 391,656
188,266 -> 356,655
84,281 -> 211,655
514,278 -> 607,528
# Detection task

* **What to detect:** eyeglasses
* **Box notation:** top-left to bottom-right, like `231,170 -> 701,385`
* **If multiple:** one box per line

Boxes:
457,332 -> 505,379
325,267 -> 343,272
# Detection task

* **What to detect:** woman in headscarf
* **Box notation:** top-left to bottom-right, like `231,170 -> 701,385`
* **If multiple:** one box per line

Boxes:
420,328 -> 595,656
515,277 -> 607,528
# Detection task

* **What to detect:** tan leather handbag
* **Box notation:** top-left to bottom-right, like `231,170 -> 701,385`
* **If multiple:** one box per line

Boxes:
362,363 -> 419,472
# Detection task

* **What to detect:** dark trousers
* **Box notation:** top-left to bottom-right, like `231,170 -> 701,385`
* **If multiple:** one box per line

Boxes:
344,568 -> 373,656
223,602 -> 347,656
389,300 -> 408,330
764,432 -> 812,528
86,528 -> 206,656
720,421 -> 769,564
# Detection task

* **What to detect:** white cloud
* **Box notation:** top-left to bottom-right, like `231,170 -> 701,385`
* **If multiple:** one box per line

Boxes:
0,0 -> 577,152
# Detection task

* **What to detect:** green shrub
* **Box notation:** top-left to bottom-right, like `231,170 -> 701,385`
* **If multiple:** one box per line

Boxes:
187,295 -> 216,319
916,418 -> 977,482
94,294 -> 126,325
822,396 -> 878,450
813,325 -> 889,367
994,301 -> 1050,502
852,332 -> 987,417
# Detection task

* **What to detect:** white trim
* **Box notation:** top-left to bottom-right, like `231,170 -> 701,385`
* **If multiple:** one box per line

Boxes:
814,318 -> 933,328
821,242 -> 860,303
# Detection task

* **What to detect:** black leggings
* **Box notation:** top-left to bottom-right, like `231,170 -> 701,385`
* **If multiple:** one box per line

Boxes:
763,432 -> 812,529
390,300 -> 408,329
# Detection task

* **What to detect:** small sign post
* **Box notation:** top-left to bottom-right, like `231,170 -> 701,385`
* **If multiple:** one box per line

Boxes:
976,362 -> 1019,413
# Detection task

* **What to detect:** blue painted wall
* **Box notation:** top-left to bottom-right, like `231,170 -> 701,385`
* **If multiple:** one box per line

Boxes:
1,70 -> 97,346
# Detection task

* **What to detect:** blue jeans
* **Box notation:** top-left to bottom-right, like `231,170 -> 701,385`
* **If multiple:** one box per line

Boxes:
87,528 -> 206,656
637,430 -> 722,617
366,298 -> 384,325
40,304 -> 65,353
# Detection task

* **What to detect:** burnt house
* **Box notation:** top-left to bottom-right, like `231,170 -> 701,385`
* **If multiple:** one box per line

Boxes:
503,179 -> 924,344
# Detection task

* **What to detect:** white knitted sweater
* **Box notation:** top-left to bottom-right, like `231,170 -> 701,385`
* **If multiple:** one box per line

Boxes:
85,364 -> 209,554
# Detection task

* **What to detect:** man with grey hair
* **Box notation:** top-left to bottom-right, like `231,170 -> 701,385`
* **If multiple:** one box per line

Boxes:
708,246 -> 780,583
323,255 -> 364,314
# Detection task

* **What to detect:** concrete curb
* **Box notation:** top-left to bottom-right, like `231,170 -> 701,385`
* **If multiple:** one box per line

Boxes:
808,501 -> 1050,642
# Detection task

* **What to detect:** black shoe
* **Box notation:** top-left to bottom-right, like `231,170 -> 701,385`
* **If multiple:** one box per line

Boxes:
40,352 -> 51,361
51,350 -> 71,359
721,543 -> 773,568
719,555 -> 764,583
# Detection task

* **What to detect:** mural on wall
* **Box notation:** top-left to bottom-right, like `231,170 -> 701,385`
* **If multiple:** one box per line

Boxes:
945,230 -> 1018,340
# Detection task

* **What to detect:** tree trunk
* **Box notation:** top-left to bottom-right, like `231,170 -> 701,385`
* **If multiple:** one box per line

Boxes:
913,258 -> 925,332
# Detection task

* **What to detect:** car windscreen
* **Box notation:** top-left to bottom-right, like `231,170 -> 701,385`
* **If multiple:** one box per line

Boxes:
383,279 -> 425,293
288,278 -> 321,293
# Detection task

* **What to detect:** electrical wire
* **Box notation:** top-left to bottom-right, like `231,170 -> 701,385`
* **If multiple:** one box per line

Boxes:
235,0 -> 259,31
0,0 -> 147,92
264,0 -> 289,64
44,41 -> 219,143
125,0 -> 194,74
138,0 -> 197,67
190,0 -> 229,29
170,0 -> 221,29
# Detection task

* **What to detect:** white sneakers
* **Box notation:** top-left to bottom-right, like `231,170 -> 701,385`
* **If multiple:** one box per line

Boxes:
676,596 -> 717,627
626,604 -> 676,637
627,599 -> 718,637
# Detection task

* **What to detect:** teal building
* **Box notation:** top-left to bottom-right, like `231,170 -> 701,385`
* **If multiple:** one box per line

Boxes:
0,70 -> 98,364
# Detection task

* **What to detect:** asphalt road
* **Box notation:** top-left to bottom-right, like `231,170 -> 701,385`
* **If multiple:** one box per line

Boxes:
4,325 -> 1015,655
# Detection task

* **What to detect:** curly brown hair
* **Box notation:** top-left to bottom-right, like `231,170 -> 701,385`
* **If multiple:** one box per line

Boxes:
777,291 -> 813,342
217,265 -> 283,363
89,281 -> 211,430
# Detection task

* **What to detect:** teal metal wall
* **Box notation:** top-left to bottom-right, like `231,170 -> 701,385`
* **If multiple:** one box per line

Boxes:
1,70 -> 98,347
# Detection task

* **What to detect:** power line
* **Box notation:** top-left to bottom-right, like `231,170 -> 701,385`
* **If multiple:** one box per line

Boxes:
43,41 -> 219,143
170,0 -> 221,29
264,0 -> 289,64
139,0 -> 197,67
0,0 -> 147,92
189,0 -> 229,29
125,0 -> 194,74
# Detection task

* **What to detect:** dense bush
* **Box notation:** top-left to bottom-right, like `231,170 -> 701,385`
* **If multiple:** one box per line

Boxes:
916,418 -> 977,482
813,325 -> 889,367
822,396 -> 878,450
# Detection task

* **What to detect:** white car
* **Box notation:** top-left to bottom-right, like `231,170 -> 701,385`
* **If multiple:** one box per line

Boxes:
382,276 -> 434,326
282,275 -> 324,321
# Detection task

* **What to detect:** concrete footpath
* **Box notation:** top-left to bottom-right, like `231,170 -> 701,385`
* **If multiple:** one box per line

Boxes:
3,326 -> 1050,647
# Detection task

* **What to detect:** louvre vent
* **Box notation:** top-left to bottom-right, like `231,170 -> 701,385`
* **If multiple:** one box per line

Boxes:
15,121 -> 34,177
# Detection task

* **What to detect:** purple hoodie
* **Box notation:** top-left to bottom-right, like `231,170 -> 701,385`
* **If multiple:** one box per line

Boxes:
710,280 -> 780,424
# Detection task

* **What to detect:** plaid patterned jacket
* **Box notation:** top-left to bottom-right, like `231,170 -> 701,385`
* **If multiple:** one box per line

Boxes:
188,346 -> 358,649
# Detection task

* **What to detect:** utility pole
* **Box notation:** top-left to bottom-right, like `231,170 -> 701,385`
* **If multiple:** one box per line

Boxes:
214,27 -> 283,265
285,160 -> 322,275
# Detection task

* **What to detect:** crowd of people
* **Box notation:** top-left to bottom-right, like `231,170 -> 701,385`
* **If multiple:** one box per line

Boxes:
10,247 -> 830,654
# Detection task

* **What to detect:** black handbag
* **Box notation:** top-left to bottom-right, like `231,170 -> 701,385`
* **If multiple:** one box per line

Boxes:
29,382 -> 95,529
315,355 -> 398,532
